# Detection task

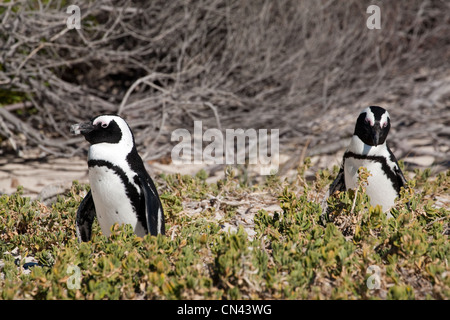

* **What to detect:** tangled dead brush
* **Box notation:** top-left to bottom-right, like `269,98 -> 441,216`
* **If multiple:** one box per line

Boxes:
0,1 -> 449,167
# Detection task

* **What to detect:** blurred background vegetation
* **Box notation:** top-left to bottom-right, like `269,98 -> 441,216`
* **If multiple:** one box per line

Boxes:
0,0 -> 448,173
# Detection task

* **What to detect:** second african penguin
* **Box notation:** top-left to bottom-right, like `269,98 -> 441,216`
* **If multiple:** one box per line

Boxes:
71,115 -> 165,242
322,106 -> 408,220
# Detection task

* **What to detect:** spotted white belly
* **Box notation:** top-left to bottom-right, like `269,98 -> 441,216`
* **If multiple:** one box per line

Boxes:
89,166 -> 146,237
344,158 -> 397,214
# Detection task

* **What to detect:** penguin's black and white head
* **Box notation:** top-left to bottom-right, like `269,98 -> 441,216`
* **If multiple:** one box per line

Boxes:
71,115 -> 135,160
354,106 -> 390,147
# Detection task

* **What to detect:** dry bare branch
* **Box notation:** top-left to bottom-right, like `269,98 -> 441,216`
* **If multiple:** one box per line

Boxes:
0,0 -> 448,172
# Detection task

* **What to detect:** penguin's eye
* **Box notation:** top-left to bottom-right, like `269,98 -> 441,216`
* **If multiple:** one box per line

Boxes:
381,122 -> 387,128
101,122 -> 108,128
364,118 -> 371,125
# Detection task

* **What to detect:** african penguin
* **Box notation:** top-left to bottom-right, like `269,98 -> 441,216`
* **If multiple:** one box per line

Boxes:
70,115 -> 165,241
322,106 -> 408,221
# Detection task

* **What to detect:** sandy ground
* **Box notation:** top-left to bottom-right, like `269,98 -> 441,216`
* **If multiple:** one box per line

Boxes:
0,156 -> 89,202
0,146 -> 445,202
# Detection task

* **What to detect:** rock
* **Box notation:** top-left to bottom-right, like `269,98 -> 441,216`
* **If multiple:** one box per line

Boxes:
37,183 -> 71,206
403,155 -> 435,168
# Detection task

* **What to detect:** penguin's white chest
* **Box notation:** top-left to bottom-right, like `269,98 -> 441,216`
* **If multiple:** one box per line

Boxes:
89,166 -> 146,237
344,158 -> 397,213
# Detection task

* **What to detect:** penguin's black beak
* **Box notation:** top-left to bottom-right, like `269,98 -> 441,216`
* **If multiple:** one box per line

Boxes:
70,121 -> 95,136
371,124 -> 381,146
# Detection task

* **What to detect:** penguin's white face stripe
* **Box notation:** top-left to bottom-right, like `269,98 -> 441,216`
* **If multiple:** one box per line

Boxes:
361,106 -> 390,127
92,115 -> 134,150
362,107 -> 375,126
379,111 -> 389,128
92,116 -> 112,129
88,116 -> 134,164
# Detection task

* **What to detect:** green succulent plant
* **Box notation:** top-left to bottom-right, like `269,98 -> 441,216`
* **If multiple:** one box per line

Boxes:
0,167 -> 448,300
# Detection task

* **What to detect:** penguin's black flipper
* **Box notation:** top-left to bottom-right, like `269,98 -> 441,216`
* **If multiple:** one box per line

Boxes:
396,167 -> 408,190
76,190 -> 97,242
138,175 -> 165,236
387,146 -> 408,191
386,146 -> 411,210
328,165 -> 347,196
320,165 -> 346,225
